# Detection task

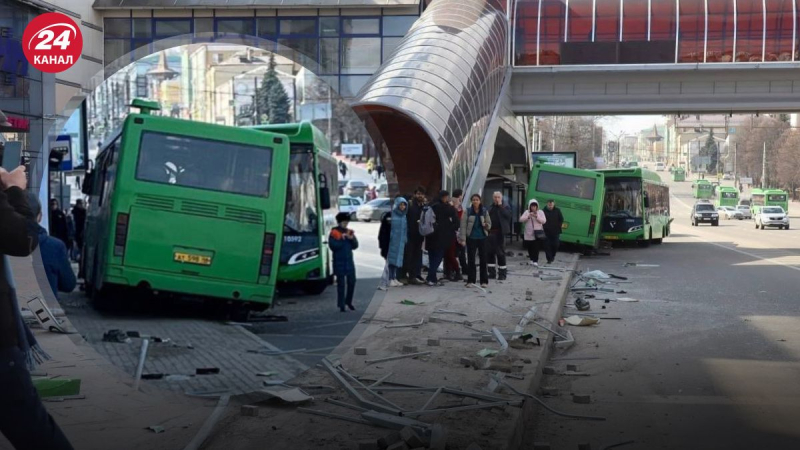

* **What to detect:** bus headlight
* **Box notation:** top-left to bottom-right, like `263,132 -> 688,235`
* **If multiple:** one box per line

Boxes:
627,225 -> 643,233
288,249 -> 319,265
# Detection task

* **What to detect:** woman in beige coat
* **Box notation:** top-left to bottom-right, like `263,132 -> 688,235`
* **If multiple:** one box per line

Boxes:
520,199 -> 547,267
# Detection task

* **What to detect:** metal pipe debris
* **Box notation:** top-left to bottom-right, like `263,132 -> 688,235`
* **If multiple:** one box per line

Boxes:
365,352 -> 432,365
499,380 -> 606,421
402,400 -> 522,417
326,398 -> 369,412
433,309 -> 468,316
368,372 -> 394,388
491,327 -> 509,353
531,320 -> 569,340
355,387 -> 440,392
298,407 -> 373,426
384,318 -> 425,329
320,359 -> 399,415
133,338 -> 150,391
420,387 -> 442,411
336,366 -> 406,412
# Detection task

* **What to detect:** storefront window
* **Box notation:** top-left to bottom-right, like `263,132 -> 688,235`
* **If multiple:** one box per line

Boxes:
218,19 -> 255,36
383,16 -> 416,36
320,38 -> 339,73
104,40 -> 131,65
155,19 -> 191,38
194,18 -> 214,37
320,17 -> 339,36
104,19 -> 132,38
133,18 -> 152,38
382,37 -> 404,60
341,38 -> 381,74
280,19 -> 316,36
340,76 -> 370,97
343,18 -> 380,35
258,18 -> 277,37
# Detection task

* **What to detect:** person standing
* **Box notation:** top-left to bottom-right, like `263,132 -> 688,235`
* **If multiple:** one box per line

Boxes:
520,199 -> 547,267
403,187 -> 427,285
329,212 -> 358,312
72,199 -> 86,262
486,192 -> 512,281
339,161 -> 348,180
28,193 -> 76,300
542,199 -> 564,264
48,199 -> 69,246
425,190 -> 457,286
459,194 -> 491,288
443,189 -> 464,282
386,197 -> 408,287
0,166 -> 75,450
377,206 -> 392,291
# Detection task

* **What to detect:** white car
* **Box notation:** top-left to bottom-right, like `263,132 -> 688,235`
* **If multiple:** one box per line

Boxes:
723,173 -> 732,180
718,206 -> 742,220
338,196 -> 363,220
735,205 -> 752,220
755,206 -> 790,230
655,162 -> 665,171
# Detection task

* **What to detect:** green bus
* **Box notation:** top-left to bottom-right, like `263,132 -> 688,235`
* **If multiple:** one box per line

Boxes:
750,188 -> 765,215
82,100 -> 290,316
764,189 -> 789,212
597,168 -> 671,246
248,122 -> 338,295
693,180 -> 714,199
715,186 -> 739,208
527,163 -> 606,252
672,168 -> 685,182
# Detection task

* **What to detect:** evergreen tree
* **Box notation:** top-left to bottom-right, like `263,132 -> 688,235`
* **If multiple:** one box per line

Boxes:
701,130 -> 718,173
268,80 -> 291,124
257,54 -> 279,124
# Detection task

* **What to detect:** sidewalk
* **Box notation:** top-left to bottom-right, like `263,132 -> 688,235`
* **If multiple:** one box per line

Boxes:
3,255 -> 306,450
201,247 -> 580,450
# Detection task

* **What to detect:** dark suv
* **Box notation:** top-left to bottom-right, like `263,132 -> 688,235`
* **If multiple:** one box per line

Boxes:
691,201 -> 719,226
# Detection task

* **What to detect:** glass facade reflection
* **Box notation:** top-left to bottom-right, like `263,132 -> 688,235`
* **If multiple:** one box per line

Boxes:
514,0 -> 800,65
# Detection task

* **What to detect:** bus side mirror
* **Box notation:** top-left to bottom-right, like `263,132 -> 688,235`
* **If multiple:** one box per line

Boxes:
318,173 -> 331,210
81,171 -> 94,196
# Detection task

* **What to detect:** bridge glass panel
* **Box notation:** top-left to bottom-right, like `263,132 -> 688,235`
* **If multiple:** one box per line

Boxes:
679,0 -> 706,62
567,0 -> 594,42
764,0 -> 794,61
651,0 -> 678,42
707,0 -> 736,62
540,0 -> 567,64
736,0 -> 764,61
596,0 -> 622,42
621,0 -> 648,41
514,0 -> 541,65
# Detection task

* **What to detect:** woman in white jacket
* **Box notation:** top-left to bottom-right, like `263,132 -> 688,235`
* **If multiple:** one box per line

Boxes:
519,199 -> 547,267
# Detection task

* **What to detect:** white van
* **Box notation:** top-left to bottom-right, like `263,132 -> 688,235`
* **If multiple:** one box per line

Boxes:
655,162 -> 665,172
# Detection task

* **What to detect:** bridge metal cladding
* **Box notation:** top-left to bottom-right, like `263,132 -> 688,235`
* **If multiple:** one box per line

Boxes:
352,0 -> 515,194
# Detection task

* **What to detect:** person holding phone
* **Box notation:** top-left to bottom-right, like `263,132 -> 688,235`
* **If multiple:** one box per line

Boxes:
329,212 -> 359,312
458,194 -> 491,288
0,165 -> 74,450
520,199 -> 547,267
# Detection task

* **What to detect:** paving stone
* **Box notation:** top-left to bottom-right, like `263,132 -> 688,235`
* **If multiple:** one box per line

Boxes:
402,345 -> 418,354
399,426 -> 425,448
540,386 -> 559,396
378,431 -> 402,449
460,357 -> 473,367
240,405 -> 259,417
427,338 -> 440,346
354,347 -> 368,355
573,394 -> 592,404
566,364 -> 580,372
542,366 -> 557,375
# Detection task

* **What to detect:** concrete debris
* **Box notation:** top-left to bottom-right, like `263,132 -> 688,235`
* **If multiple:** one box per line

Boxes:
261,386 -> 313,403
572,394 -> 592,404
477,349 -> 498,358
147,425 -> 165,434
480,335 -> 494,342
365,352 -> 431,365
542,366 -> 557,375
355,347 -> 368,355
357,440 -> 379,450
378,431 -> 403,449
361,410 -> 429,433
566,364 -> 580,372
429,424 -> 447,450
402,345 -> 419,354
460,357 -> 473,367
102,329 -> 131,344
385,442 -> 409,450
240,405 -> 259,417
540,386 -> 559,396
574,297 -> 591,311
564,315 -> 600,326
256,371 -> 278,377
399,426 -> 426,448
426,338 -> 440,346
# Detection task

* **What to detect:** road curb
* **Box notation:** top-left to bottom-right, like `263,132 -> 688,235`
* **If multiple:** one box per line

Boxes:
506,253 -> 580,450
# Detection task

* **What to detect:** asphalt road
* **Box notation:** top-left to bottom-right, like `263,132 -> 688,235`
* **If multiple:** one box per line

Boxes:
528,175 -> 800,449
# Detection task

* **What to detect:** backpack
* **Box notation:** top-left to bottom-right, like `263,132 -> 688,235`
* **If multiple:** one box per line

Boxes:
419,205 -> 436,236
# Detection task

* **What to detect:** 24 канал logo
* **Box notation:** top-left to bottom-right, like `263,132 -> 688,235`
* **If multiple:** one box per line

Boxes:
22,12 -> 83,73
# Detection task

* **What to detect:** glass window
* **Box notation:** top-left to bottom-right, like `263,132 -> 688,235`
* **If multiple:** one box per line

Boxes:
514,0 -> 541,65
722,191 -> 738,199
284,148 -> 319,234
258,18 -> 277,36
104,19 -> 131,38
536,171 -> 597,200
194,18 -> 214,37
104,39 -> 131,66
136,132 -> 273,197
707,0 -> 736,62
132,41 -> 151,62
343,18 -> 380,35
132,18 -> 152,38
679,0 -> 706,62
217,19 -> 254,36
764,0 -> 793,61
566,0 -> 593,42
767,194 -> 787,201
280,19 -> 316,36
320,38 -> 340,73
595,0 -> 620,42
341,38 -> 381,74
153,37 -> 191,53
340,76 -> 370,97
382,37 -> 404,60
737,0 -> 763,61
320,17 -> 339,36
622,0 -> 648,41
383,16 -> 416,36
539,0 -> 567,65
278,38 -> 319,69
155,19 -> 191,38
650,0 -> 677,41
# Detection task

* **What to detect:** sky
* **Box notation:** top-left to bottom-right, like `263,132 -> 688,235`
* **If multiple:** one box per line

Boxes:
599,115 -> 666,139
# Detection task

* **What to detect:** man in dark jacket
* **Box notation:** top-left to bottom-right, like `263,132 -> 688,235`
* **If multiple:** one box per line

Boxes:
48,199 -> 69,246
71,199 -> 86,261
28,193 -> 76,300
403,187 -> 427,285
329,212 -> 359,312
425,190 -> 458,286
487,192 -> 512,280
0,166 -> 74,450
542,199 -> 565,264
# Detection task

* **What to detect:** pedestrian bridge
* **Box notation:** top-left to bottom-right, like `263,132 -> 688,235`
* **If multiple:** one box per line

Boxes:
353,0 -> 800,196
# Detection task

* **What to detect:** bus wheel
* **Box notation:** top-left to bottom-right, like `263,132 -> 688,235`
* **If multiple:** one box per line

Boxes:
653,237 -> 663,245
302,281 -> 328,295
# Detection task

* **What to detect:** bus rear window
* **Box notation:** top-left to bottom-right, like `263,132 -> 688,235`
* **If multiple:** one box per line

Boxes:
768,194 -> 786,202
721,192 -> 737,199
535,171 -> 597,200
136,132 -> 272,197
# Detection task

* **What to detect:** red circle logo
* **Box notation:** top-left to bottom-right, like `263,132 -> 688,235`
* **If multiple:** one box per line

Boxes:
22,13 -> 83,74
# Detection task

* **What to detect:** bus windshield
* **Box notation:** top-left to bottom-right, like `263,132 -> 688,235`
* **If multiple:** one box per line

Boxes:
136,132 -> 272,197
768,194 -> 787,202
535,171 -> 597,200
284,146 -> 318,234
721,191 -> 737,199
603,178 -> 643,218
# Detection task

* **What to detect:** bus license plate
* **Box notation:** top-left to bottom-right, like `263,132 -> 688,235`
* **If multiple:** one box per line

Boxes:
174,252 -> 211,266
604,236 -> 619,240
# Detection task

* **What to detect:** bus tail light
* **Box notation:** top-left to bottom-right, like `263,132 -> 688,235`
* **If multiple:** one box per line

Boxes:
588,214 -> 597,236
114,213 -> 129,257
260,233 -> 276,276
